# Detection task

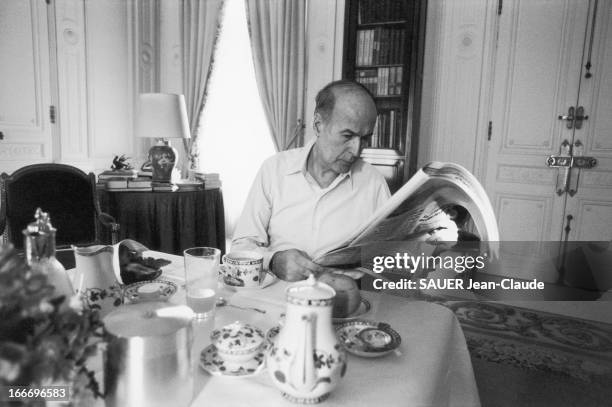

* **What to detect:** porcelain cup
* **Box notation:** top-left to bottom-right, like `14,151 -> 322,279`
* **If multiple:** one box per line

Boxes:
221,251 -> 264,288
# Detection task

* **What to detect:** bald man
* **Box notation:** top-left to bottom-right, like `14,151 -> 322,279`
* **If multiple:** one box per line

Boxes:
232,80 -> 391,281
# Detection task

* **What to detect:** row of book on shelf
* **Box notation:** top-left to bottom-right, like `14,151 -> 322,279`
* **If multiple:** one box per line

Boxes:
356,27 -> 406,67
96,169 -> 221,191
368,109 -> 403,151
356,66 -> 402,96
358,0 -> 408,25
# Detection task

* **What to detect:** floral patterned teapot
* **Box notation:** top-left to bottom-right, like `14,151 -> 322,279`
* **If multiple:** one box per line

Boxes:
266,274 -> 347,404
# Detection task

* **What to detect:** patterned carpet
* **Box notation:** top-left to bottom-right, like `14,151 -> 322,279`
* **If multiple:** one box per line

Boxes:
436,301 -> 612,388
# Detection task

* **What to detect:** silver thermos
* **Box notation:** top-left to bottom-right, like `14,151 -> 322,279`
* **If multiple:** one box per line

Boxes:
103,302 -> 194,407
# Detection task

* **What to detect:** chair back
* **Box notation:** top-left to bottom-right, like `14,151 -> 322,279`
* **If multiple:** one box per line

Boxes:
0,164 -> 99,250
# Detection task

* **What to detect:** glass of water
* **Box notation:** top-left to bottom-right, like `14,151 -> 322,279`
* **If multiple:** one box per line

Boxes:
183,247 -> 221,319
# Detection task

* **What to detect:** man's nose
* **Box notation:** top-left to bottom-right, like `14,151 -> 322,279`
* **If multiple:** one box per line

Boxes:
348,136 -> 361,156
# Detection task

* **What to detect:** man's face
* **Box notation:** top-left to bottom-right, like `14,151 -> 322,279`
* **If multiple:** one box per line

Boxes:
313,91 -> 377,174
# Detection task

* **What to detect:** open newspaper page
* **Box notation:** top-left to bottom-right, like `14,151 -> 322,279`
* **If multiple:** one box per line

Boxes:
315,162 -> 499,267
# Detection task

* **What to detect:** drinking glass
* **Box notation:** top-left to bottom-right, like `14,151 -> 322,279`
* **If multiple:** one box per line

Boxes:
183,247 -> 221,319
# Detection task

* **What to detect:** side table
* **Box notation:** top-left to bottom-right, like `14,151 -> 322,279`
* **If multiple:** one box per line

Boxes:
97,189 -> 226,255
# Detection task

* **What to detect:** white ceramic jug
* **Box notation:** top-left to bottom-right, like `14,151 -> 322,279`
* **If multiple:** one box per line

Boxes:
72,239 -> 148,317
266,274 -> 347,404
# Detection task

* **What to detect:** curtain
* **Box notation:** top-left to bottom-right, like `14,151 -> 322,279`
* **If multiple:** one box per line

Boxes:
245,0 -> 306,151
181,0 -> 225,170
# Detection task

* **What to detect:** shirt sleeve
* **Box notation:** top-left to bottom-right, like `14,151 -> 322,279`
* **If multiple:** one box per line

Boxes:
374,171 -> 392,209
231,160 -> 276,269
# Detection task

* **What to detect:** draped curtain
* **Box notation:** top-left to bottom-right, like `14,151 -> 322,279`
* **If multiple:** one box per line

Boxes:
181,0 -> 225,169
245,0 -> 306,151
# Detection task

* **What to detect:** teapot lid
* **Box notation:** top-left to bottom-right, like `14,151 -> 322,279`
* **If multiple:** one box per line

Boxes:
211,321 -> 265,352
104,302 -> 194,338
286,274 -> 335,306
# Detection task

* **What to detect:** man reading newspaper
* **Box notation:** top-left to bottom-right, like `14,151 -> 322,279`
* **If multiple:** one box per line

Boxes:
232,80 -> 460,281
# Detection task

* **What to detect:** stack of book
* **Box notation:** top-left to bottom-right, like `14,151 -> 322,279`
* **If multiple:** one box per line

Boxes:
151,182 -> 179,192
192,172 -> 222,190
97,169 -> 138,190
126,178 -> 152,191
175,179 -> 204,191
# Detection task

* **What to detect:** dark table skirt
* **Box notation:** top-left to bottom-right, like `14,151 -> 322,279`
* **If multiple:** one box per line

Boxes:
98,189 -> 226,256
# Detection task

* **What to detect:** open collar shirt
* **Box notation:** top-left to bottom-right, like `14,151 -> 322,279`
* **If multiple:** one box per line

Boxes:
232,139 -> 391,268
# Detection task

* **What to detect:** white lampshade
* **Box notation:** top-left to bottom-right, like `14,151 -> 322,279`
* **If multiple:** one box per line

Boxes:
137,93 -> 191,139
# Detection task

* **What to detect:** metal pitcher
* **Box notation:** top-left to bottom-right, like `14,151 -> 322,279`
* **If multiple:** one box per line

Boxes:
103,302 -> 194,407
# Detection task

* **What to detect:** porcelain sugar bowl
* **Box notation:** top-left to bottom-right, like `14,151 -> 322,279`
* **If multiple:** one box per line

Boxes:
211,321 -> 265,366
266,274 -> 347,403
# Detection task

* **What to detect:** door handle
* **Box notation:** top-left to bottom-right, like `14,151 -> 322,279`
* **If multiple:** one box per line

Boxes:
547,140 -> 572,195
558,107 -> 575,129
574,106 -> 589,129
546,139 -> 598,196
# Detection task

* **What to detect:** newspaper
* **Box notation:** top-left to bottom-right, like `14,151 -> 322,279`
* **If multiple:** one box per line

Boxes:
314,162 -> 500,267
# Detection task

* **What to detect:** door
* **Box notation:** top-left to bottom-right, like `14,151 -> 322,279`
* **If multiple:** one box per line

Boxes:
484,0 -> 611,242
0,0 -> 54,173
564,0 -> 612,241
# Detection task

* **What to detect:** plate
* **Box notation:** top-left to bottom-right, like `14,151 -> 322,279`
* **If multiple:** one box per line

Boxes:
335,320 -> 401,357
221,266 -> 278,290
123,279 -> 177,303
199,345 -> 266,378
332,298 -> 372,323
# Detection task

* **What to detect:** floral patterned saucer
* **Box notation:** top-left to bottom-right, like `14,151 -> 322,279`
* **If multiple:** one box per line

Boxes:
336,320 -> 401,357
199,344 -> 266,378
332,298 -> 372,323
123,279 -> 177,303
221,266 -> 278,290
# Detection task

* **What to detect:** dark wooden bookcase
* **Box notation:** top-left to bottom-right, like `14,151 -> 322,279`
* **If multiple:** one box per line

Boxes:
343,0 -> 426,192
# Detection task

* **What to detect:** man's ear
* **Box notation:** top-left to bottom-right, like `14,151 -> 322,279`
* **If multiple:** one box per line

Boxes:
313,113 -> 322,135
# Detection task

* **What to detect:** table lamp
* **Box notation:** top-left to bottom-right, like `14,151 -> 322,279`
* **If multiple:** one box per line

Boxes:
137,93 -> 191,183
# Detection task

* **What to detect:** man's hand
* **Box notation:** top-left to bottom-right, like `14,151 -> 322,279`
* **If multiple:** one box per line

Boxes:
270,249 -> 326,282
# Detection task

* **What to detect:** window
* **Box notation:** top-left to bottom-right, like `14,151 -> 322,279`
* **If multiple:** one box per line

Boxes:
196,0 -> 275,239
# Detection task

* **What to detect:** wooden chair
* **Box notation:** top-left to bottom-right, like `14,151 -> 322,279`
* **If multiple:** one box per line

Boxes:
0,164 -> 119,260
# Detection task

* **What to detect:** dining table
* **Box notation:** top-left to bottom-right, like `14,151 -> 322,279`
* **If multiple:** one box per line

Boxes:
87,250 -> 481,407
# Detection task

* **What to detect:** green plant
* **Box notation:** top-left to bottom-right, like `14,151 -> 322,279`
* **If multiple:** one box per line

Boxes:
0,246 -> 104,405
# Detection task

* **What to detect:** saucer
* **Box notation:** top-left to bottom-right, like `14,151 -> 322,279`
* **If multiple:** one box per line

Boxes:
123,279 -> 177,303
221,266 -> 278,290
199,344 -> 266,377
336,320 -> 401,358
332,298 -> 372,323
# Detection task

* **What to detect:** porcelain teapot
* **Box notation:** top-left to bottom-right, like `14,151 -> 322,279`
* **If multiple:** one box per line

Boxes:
72,239 -> 148,317
266,274 -> 347,404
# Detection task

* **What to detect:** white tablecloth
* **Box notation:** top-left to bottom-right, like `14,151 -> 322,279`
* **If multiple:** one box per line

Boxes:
141,251 -> 481,407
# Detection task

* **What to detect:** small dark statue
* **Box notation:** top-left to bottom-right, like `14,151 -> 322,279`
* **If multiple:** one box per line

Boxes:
111,154 -> 134,171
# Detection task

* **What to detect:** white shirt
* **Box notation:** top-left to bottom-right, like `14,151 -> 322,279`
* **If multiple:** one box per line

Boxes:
232,139 -> 391,268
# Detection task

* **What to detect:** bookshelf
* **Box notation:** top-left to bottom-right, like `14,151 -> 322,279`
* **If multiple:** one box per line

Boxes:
343,0 -> 426,191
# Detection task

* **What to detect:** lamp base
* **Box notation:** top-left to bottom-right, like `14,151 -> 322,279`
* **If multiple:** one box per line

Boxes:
148,142 -> 177,183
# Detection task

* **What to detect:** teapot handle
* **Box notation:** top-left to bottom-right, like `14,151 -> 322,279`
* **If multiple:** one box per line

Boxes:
288,313 -> 318,392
